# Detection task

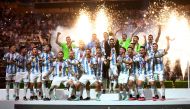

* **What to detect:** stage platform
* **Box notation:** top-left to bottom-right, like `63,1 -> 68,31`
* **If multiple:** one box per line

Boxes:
0,89 -> 190,109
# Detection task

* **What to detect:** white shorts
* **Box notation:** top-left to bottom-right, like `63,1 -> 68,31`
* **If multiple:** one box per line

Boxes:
154,73 -> 165,81
68,76 -> 79,84
109,65 -> 118,78
30,73 -> 42,83
15,72 -> 29,83
42,72 -> 53,81
51,76 -> 68,87
129,74 -> 136,81
146,74 -> 155,82
6,73 -> 16,81
136,74 -> 145,81
79,74 -> 97,85
118,73 -> 129,84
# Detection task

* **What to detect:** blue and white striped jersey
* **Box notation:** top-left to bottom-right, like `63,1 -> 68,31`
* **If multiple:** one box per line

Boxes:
133,54 -> 146,75
74,48 -> 86,62
53,60 -> 68,77
28,55 -> 41,74
40,51 -> 55,73
15,54 -> 29,72
132,54 -> 142,74
3,52 -> 19,74
145,42 -> 154,53
91,47 -> 96,57
95,56 -> 104,77
110,48 -> 117,66
80,57 -> 97,75
152,49 -> 166,72
67,58 -> 79,77
145,52 -> 154,75
117,55 -> 130,74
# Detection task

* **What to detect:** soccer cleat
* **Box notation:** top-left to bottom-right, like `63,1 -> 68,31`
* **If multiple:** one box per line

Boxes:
161,96 -> 166,101
155,95 -> 159,99
15,96 -> 19,101
67,95 -> 76,101
23,96 -> 28,101
138,97 -> 146,101
83,97 -> 91,100
43,97 -> 51,101
34,96 -> 38,100
102,90 -> 106,94
74,97 -> 80,101
80,96 -> 83,100
30,96 -> 34,100
152,97 -> 157,101
128,96 -> 136,101
136,94 -> 140,99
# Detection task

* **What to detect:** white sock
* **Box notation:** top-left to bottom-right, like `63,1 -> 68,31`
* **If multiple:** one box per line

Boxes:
76,91 -> 80,98
129,89 -> 134,96
151,86 -> 155,97
154,86 -> 158,95
69,87 -> 73,97
13,82 -> 17,96
6,82 -> 10,96
71,88 -> 75,96
42,82 -> 46,97
80,86 -> 84,97
138,86 -> 144,97
161,86 -> 165,96
24,83 -> 28,97
86,90 -> 90,98
113,80 -> 117,91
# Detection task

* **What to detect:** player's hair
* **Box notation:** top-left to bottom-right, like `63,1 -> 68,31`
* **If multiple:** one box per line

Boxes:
140,46 -> 145,49
127,46 -> 134,50
58,51 -> 63,54
134,35 -> 139,39
9,44 -> 15,49
153,43 -> 158,46
19,46 -> 26,52
45,44 -> 52,50
120,47 -> 126,52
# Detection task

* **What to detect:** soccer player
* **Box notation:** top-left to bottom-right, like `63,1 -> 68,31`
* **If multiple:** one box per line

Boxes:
56,32 -> 76,59
108,38 -> 119,93
3,44 -> 19,100
43,51 -> 68,100
94,47 -> 104,94
28,47 -> 42,100
144,25 -> 161,53
133,46 -> 147,101
40,44 -> 54,100
14,46 -> 29,101
74,48 -> 102,101
152,36 -> 170,101
66,51 -> 80,100
125,46 -> 137,100
117,47 -> 130,101
74,40 -> 86,63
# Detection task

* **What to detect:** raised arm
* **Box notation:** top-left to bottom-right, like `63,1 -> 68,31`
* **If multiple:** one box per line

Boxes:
56,32 -> 62,47
155,25 -> 161,43
47,31 -> 51,44
165,36 -> 170,52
